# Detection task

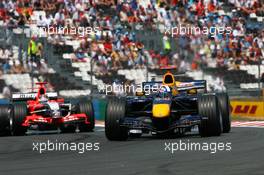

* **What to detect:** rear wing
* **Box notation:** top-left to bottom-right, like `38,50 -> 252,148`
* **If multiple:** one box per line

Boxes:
177,80 -> 207,92
11,92 -> 58,102
142,80 -> 207,93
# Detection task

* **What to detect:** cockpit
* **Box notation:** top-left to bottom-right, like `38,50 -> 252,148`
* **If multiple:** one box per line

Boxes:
163,74 -> 174,84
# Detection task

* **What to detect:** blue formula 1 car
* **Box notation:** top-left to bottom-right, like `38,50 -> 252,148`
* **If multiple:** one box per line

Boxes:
105,72 -> 231,141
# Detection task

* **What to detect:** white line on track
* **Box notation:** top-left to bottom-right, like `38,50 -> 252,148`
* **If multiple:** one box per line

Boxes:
232,121 -> 264,128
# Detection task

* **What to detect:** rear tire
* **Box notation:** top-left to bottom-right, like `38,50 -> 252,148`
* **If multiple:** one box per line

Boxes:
198,95 -> 222,137
10,103 -> 27,136
217,93 -> 231,133
78,101 -> 95,132
105,98 -> 128,141
0,104 -> 11,136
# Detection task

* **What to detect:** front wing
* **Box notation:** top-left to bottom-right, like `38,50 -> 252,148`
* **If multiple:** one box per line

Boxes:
22,113 -> 90,127
119,115 -> 202,133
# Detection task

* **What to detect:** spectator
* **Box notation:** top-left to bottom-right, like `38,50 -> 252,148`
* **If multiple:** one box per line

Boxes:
54,8 -> 65,27
2,59 -> 11,74
37,15 -> 47,27
36,42 -> 43,61
2,85 -> 11,99
0,0 -> 263,92
27,36 -> 38,63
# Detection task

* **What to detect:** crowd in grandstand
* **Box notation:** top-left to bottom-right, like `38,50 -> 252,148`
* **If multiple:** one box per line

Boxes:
0,0 -> 263,91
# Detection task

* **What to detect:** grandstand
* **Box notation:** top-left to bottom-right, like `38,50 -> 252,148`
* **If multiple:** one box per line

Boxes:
0,0 -> 263,98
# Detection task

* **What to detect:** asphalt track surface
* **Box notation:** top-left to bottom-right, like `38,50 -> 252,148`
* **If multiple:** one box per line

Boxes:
0,127 -> 263,175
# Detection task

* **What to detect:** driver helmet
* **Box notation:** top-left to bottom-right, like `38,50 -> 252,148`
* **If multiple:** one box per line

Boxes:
159,85 -> 170,97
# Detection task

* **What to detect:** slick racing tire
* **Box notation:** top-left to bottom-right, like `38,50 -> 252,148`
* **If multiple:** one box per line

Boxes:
60,125 -> 76,133
0,104 -> 11,136
217,93 -> 231,133
78,101 -> 95,132
10,103 -> 28,136
198,94 -> 222,137
105,98 -> 128,141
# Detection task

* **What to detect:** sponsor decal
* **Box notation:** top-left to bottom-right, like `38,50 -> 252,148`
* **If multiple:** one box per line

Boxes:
231,105 -> 258,114
230,101 -> 264,117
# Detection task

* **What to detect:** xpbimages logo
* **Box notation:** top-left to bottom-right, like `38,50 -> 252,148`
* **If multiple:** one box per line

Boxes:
164,25 -> 232,37
35,25 -> 105,38
98,83 -> 171,95
32,140 -> 100,154
164,140 -> 232,154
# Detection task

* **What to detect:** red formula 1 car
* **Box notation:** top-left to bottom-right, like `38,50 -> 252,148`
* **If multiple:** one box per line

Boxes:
0,82 -> 94,136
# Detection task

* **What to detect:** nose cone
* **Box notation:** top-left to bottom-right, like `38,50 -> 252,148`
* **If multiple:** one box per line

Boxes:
152,104 -> 170,118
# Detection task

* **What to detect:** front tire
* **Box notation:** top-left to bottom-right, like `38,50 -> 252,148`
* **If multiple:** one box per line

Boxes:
198,95 -> 222,137
0,104 -> 11,136
105,98 -> 128,141
78,101 -> 95,132
10,103 -> 28,136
